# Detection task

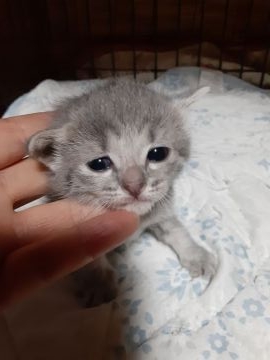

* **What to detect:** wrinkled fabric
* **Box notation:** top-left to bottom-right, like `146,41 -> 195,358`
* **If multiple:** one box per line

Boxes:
2,68 -> 270,360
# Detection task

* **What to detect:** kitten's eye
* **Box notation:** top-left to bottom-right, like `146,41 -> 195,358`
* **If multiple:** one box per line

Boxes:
87,157 -> 112,171
147,147 -> 170,162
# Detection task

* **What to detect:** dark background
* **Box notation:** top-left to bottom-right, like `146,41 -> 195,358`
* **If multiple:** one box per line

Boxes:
1,0 -> 270,115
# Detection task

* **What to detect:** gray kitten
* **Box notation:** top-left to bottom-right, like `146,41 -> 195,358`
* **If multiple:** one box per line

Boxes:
28,79 -> 217,306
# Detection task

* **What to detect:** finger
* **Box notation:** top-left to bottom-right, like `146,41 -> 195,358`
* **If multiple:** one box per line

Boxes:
0,158 -> 48,208
0,199 -> 95,260
0,112 -> 52,168
1,199 -> 107,261
0,211 -> 139,310
13,199 -> 111,245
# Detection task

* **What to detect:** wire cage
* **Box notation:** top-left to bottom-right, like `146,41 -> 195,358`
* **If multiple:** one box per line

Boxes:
1,0 -> 270,113
74,0 -> 270,85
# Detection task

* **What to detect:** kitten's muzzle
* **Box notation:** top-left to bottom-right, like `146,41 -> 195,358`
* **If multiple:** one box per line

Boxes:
121,165 -> 146,199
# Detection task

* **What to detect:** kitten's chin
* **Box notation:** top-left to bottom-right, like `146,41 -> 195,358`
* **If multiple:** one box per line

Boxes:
117,201 -> 154,216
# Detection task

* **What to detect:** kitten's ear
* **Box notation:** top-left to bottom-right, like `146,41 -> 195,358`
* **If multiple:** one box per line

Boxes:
27,128 -> 64,169
149,82 -> 210,108
180,86 -> 210,107
173,86 -> 210,109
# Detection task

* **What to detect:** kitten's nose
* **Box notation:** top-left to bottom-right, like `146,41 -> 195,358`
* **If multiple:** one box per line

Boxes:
121,166 -> 146,198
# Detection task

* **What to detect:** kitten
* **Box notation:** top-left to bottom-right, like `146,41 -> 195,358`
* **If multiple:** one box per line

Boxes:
28,79 -> 217,306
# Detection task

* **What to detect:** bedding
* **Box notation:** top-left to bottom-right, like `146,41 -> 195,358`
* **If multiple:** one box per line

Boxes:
1,67 -> 270,359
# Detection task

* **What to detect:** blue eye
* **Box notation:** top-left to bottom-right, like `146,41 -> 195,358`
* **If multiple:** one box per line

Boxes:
147,147 -> 170,162
87,157 -> 112,171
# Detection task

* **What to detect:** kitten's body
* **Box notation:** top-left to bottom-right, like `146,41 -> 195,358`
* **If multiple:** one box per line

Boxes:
28,79 -> 216,306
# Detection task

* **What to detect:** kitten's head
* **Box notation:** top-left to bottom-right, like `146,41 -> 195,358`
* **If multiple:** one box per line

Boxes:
28,79 -> 195,216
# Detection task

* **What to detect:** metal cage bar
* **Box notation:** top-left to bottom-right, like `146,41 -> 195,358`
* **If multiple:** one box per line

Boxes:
175,0 -> 182,67
153,0 -> 158,79
219,0 -> 230,71
239,0 -> 254,79
107,0 -> 116,76
197,0 -> 205,67
86,0 -> 96,78
260,47 -> 270,87
131,0 -> 137,79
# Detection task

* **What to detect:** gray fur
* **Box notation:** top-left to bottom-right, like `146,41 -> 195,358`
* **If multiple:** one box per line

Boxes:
28,79 -> 190,212
28,79 -> 217,306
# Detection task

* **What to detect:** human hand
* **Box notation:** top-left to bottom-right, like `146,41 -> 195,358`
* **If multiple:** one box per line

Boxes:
0,113 -> 139,311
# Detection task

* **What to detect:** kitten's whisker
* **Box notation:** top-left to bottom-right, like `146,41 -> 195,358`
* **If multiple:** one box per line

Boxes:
156,192 -> 172,211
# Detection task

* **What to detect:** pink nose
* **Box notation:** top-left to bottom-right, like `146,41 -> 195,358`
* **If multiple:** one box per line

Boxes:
121,166 -> 145,198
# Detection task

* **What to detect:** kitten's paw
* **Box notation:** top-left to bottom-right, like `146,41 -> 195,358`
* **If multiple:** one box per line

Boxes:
180,246 -> 217,279
74,267 -> 118,308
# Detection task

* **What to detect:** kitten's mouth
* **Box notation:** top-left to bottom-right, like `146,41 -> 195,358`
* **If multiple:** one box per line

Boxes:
113,197 -> 154,216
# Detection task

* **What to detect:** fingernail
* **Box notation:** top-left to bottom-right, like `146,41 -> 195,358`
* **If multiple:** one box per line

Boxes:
79,211 -> 139,258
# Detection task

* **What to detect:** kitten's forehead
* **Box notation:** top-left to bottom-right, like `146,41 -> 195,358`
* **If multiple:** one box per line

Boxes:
107,127 -> 150,165
63,80 -> 186,159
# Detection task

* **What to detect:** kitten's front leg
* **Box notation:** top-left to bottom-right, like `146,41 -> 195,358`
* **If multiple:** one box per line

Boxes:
148,216 -> 217,278
72,255 -> 117,307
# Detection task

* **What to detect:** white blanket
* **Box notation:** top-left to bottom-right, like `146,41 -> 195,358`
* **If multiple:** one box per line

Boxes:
2,68 -> 270,360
